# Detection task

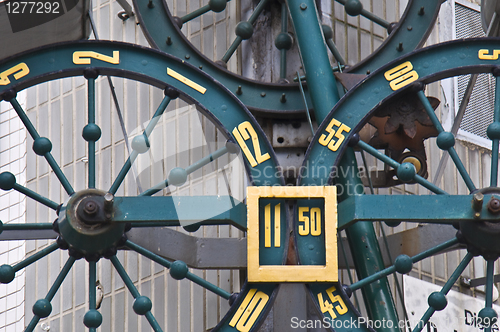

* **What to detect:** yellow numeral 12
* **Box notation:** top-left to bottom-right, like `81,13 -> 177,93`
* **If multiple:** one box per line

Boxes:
384,61 -> 419,91
229,289 -> 269,332
298,207 -> 321,236
264,203 -> 281,248
232,121 -> 270,167
318,118 -> 351,152
73,51 -> 120,65
317,286 -> 348,319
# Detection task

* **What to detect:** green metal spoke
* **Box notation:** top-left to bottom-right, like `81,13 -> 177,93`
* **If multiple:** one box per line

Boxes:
25,256 -> 75,332
1,222 -> 53,231
87,77 -> 97,189
9,97 -> 74,195
180,0 -> 229,24
278,2 -> 289,79
220,0 -> 271,63
411,252 -> 473,332
350,237 -> 459,292
335,0 -> 390,29
417,90 -> 476,192
0,172 -> 59,209
9,242 -> 59,273
125,239 -> 231,299
85,260 -> 101,332
338,230 -> 360,311
141,144 -> 229,196
486,260 -> 495,308
490,75 -> 500,187
109,94 -> 172,194
357,140 -> 447,195
110,255 -> 163,332
322,25 -> 346,67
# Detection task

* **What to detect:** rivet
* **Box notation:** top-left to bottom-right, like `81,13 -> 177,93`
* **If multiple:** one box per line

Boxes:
260,92 -> 266,97
185,54 -> 190,59
407,26 -> 412,31
300,3 -> 307,10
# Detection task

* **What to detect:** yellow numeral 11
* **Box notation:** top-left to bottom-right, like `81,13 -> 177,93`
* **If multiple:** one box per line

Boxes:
264,203 -> 281,248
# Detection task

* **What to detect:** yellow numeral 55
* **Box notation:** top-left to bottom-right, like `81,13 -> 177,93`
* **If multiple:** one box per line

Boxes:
318,118 -> 351,152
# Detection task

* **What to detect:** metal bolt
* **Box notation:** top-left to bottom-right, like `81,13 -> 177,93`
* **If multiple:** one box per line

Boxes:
83,200 -> 98,216
104,193 -> 114,211
418,6 -> 425,15
147,0 -> 154,8
280,93 -> 286,103
472,192 -> 484,212
488,196 -> 500,214
236,85 -> 242,95
166,36 -> 172,46
396,42 -> 403,52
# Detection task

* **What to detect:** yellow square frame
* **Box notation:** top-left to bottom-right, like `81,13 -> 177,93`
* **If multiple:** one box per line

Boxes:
247,186 -> 337,283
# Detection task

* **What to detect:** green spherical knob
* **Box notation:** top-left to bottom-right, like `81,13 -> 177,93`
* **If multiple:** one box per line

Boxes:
436,131 -> 455,150
0,172 -> 16,190
183,223 -> 201,232
0,264 -> 15,283
322,24 -> 333,40
275,32 -> 293,50
428,292 -> 447,311
209,0 -> 226,12
33,137 -> 52,156
384,221 -> 401,227
344,0 -> 363,16
82,124 -> 102,142
170,260 -> 188,280
33,299 -> 52,317
394,254 -> 413,274
0,221 -> 3,235
131,134 -> 150,154
479,307 -> 498,327
83,309 -> 103,328
488,122 -> 500,140
235,22 -> 253,40
168,167 -> 187,186
225,140 -> 240,154
133,296 -> 152,315
397,162 -> 416,182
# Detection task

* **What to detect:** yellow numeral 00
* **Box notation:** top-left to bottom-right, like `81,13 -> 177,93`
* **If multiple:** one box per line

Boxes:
384,61 -> 419,91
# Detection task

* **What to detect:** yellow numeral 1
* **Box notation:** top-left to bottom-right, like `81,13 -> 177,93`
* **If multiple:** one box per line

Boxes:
229,289 -> 269,332
0,63 -> 30,86
384,61 -> 419,91
73,51 -> 120,65
264,203 -> 281,248
317,286 -> 348,319
318,118 -> 351,152
232,121 -> 270,167
298,207 -> 321,236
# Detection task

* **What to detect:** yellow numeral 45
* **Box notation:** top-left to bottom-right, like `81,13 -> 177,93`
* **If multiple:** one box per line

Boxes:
317,286 -> 348,319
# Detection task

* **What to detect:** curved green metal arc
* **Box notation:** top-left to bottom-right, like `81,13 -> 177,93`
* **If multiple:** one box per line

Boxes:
0,41 -> 285,331
132,0 -> 312,117
345,0 -> 443,75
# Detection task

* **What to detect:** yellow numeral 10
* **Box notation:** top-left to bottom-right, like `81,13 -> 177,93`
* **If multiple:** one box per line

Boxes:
384,61 -> 419,91
298,207 -> 322,236
318,118 -> 351,152
229,289 -> 269,332
264,203 -> 281,248
317,286 -> 348,319
232,121 -> 270,167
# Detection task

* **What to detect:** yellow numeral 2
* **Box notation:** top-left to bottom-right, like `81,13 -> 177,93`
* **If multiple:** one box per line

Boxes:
384,61 -> 419,91
317,286 -> 348,319
73,51 -> 120,65
0,63 -> 30,86
229,289 -> 269,332
318,118 -> 351,152
232,121 -> 270,167
264,203 -> 281,248
298,207 -> 322,236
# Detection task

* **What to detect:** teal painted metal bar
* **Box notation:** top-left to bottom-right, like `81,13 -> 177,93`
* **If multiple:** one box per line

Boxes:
350,238 -> 458,292
412,252 -> 473,332
10,97 -> 74,195
110,255 -> 163,332
12,242 -> 59,272
326,39 -> 346,67
297,71 -> 314,135
141,145 -> 228,196
181,4 -> 211,23
87,77 -> 96,189
334,0 -> 390,28
2,223 -> 53,230
339,148 -> 399,332
279,2 -> 288,79
126,240 -> 231,299
25,256 -> 75,332
337,194 -> 500,228
109,95 -> 171,194
115,196 -> 247,230
491,76 -> 500,187
287,0 -> 340,123
338,231 -> 361,311
417,90 -> 476,192
486,260 -> 494,308
357,140 -> 448,195
221,0 -> 270,63
12,183 -> 59,210
88,260 -> 97,332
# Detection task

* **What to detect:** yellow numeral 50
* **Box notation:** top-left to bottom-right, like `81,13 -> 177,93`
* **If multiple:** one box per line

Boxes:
318,118 -> 351,152
298,207 -> 322,236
